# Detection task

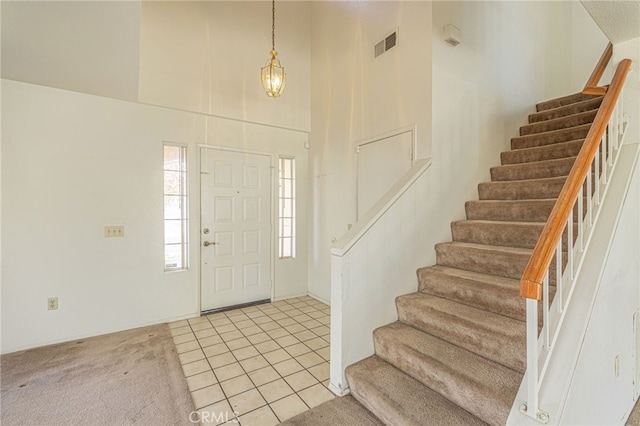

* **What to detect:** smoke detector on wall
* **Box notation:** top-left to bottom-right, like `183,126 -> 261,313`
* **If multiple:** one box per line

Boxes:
444,24 -> 461,46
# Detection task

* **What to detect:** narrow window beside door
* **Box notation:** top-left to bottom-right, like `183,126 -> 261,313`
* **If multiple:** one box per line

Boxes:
164,143 -> 188,271
279,157 -> 296,259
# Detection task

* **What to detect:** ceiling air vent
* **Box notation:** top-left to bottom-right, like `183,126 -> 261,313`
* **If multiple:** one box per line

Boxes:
374,30 -> 398,58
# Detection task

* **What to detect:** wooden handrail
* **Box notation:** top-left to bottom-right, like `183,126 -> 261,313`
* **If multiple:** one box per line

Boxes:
583,42 -> 613,96
520,58 -> 632,300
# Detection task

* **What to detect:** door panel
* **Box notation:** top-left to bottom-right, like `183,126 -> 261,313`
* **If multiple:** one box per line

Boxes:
201,148 -> 272,311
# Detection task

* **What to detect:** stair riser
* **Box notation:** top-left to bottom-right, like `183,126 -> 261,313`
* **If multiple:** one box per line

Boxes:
465,199 -> 587,223
395,298 -> 526,372
452,221 -> 543,249
490,157 -> 576,181
465,200 -> 555,222
536,93 -> 599,112
452,222 -> 576,251
478,178 -> 566,200
436,245 -> 528,279
502,140 -> 583,165
529,98 -> 603,123
511,125 -> 590,150
417,268 -> 525,321
435,244 -> 566,282
520,110 -> 596,136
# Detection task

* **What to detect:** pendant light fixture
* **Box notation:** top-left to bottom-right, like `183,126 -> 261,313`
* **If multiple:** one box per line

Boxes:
261,0 -> 285,97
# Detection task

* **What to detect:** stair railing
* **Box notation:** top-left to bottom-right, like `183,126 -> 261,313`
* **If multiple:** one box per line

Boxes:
518,47 -> 632,422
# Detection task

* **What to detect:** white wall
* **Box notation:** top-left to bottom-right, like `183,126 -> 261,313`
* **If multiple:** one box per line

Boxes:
1,1 -> 141,102
571,1 -> 612,91
309,1 -> 433,302
138,1 -> 311,132
560,156 -> 640,425
1,80 -> 309,354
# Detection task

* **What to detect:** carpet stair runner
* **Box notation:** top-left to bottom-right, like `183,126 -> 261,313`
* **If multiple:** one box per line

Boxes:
345,92 -> 603,426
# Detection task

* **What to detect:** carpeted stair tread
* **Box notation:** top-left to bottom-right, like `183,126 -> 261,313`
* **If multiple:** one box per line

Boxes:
478,176 -> 566,200
465,199 -> 556,222
503,139 -> 583,164
452,220 -> 545,249
520,109 -> 597,136
536,92 -> 600,112
491,156 -> 577,181
528,96 -> 603,123
436,241 -> 531,279
417,265 -> 524,321
511,124 -> 590,150
396,293 -> 526,372
346,355 -> 489,426
373,322 -> 521,426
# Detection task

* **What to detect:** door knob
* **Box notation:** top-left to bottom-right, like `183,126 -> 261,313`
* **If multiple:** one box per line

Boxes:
203,241 -> 217,247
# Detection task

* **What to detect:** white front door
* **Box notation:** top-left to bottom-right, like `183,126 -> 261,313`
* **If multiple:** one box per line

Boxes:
200,148 -> 272,311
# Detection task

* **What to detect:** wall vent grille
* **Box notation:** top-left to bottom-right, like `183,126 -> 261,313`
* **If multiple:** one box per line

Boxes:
374,30 -> 398,58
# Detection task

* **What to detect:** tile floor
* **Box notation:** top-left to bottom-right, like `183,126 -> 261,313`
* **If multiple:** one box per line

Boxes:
169,296 -> 334,425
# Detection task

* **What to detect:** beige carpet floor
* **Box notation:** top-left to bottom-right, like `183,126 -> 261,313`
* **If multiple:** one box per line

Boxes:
1,324 -> 194,426
281,395 -> 384,426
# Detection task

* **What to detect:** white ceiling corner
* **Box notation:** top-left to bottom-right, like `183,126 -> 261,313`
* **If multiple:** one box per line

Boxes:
581,0 -> 640,44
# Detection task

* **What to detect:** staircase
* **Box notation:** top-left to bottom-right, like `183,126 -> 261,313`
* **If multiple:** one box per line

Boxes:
345,92 -> 604,425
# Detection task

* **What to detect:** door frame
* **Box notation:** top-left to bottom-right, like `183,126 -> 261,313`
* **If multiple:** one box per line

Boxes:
197,144 -> 276,312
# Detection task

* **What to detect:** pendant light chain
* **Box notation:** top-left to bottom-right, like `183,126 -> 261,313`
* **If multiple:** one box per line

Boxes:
271,0 -> 276,52
261,0 -> 285,97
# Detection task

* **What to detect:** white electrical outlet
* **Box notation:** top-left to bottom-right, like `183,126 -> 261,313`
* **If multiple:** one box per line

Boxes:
104,226 -> 125,238
48,297 -> 58,310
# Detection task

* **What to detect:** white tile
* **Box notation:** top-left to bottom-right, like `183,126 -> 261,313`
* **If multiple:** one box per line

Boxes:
269,394 -> 308,422
254,340 -> 280,354
283,370 -> 318,392
187,370 -> 218,392
208,352 -> 237,368
228,388 -> 267,416
175,340 -> 201,354
257,378 -> 294,403
171,326 -> 192,337
272,358 -> 304,377
263,349 -> 291,365
284,343 -> 312,357
203,343 -> 229,358
169,320 -> 189,329
220,374 -> 255,397
173,332 -> 197,344
232,345 -> 260,361
239,355 -> 269,373
178,348 -> 205,365
182,359 -> 211,377
214,362 -> 245,382
275,335 -> 300,347
307,362 -> 330,382
226,337 -> 252,351
296,352 -> 324,369
237,405 -> 279,426
298,383 -> 335,408
194,328 -> 218,339
196,399 -> 236,425
191,384 -> 225,410
248,366 -> 280,387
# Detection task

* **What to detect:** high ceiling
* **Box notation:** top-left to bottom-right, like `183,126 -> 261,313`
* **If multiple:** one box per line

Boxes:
582,1 -> 640,44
